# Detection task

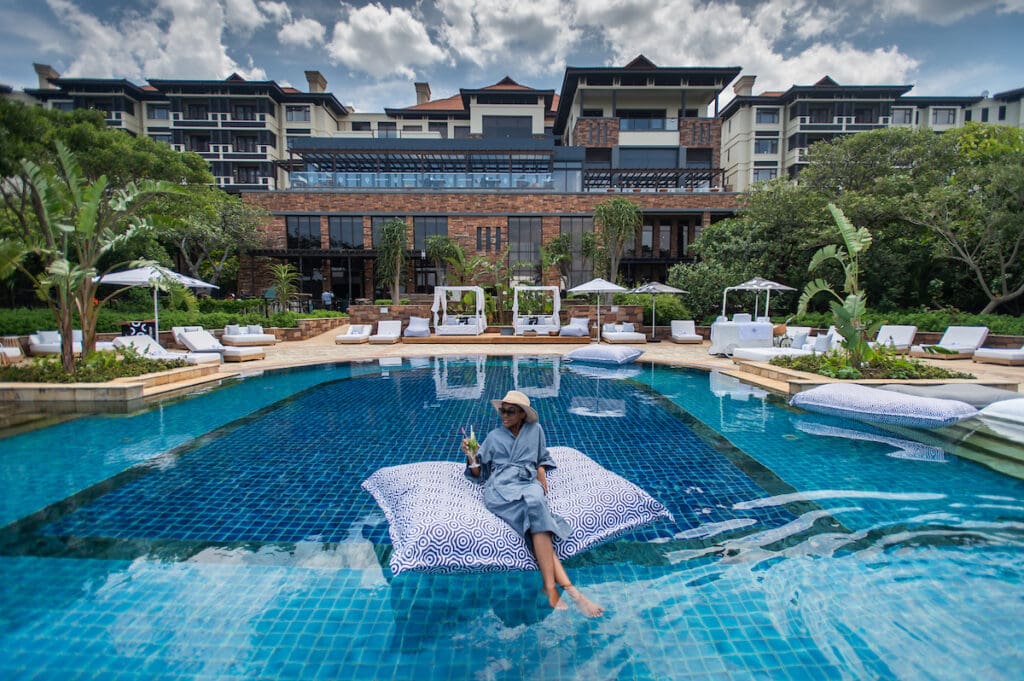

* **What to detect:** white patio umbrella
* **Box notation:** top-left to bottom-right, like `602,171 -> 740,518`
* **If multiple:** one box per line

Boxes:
96,266 -> 218,340
720,277 -> 795,319
630,281 -> 688,342
567,277 -> 627,341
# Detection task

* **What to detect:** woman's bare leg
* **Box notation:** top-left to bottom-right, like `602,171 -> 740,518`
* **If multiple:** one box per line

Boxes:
533,532 -> 604,617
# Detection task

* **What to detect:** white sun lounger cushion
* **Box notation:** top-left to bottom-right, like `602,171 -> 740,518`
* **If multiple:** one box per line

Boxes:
565,345 -> 643,365
790,383 -> 978,429
361,446 -> 673,575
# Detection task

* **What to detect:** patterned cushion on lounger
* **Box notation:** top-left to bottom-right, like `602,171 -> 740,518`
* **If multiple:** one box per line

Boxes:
790,383 -> 977,429
361,446 -> 672,575
565,345 -> 643,365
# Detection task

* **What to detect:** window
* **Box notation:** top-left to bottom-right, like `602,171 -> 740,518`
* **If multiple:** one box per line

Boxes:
640,224 -> 654,257
658,223 -> 670,257
752,168 -> 777,182
414,217 -> 447,251
287,216 -> 321,250
559,217 -> 593,288
853,107 -> 875,123
508,217 -> 540,282
999,105 -> 1007,121
476,226 -> 502,253
428,122 -> 448,139
581,108 -> 603,118
981,108 -> 990,122
755,108 -> 779,124
377,122 -> 398,138
482,115 -> 532,139
808,107 -> 832,124
351,121 -> 371,131
149,133 -> 173,145
892,108 -> 913,125
233,166 -> 260,184
186,135 -> 210,152
234,136 -> 258,152
932,108 -> 956,125
286,136 -> 306,150
328,216 -> 363,249
185,104 -> 208,120
453,126 -> 470,139
754,138 -> 778,154
965,110 -> 973,122
286,106 -> 310,122
232,104 -> 256,120
147,104 -> 170,120
403,125 -> 422,132
371,216 -> 403,247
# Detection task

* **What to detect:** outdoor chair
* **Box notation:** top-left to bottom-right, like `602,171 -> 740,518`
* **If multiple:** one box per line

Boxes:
601,323 -> 647,344
0,337 -> 25,365
403,316 -> 431,338
973,344 -> 1024,366
368,320 -> 403,344
910,326 -> 989,360
174,327 -> 265,362
868,325 -> 917,353
335,324 -> 372,344
221,324 -> 278,346
669,320 -> 702,344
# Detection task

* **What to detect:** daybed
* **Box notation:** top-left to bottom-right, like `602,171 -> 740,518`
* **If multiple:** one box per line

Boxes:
221,324 -> 278,346
172,326 -> 265,362
432,286 -> 487,336
559,317 -> 591,337
335,324 -> 372,344
512,285 -> 561,336
28,330 -> 114,356
867,325 -> 917,353
669,320 -> 702,344
368,320 -> 402,344
910,326 -> 989,360
112,335 -> 221,365
601,323 -> 647,344
403,316 -> 431,338
973,345 -> 1024,366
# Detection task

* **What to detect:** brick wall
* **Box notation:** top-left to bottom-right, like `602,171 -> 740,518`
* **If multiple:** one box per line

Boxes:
572,118 -> 619,147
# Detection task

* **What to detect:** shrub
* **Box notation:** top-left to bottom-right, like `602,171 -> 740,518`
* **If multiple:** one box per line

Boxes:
612,293 -> 693,326
791,308 -> 1024,335
0,347 -> 185,383
772,349 -> 975,380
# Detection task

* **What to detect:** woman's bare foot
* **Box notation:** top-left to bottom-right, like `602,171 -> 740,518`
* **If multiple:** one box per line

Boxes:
564,586 -> 604,617
544,585 -> 568,610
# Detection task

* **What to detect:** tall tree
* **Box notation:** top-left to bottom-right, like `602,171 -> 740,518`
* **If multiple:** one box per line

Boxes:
375,219 -> 409,305
425,234 -> 461,286
0,142 -> 184,370
592,197 -> 642,284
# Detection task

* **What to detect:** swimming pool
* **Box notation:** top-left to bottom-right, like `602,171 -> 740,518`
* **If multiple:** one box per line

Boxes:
1,355 -> 1021,680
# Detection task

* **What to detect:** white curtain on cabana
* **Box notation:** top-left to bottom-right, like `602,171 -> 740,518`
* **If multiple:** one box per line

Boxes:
431,286 -> 487,334
512,285 -> 561,335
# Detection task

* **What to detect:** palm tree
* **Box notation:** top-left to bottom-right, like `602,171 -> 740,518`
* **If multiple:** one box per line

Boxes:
375,218 -> 409,305
425,234 -> 461,285
592,197 -> 642,284
266,263 -> 299,312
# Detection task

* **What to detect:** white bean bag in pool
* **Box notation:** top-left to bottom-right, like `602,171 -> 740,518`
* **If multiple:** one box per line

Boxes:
361,446 -> 673,575
977,398 -> 1024,441
789,383 -> 978,429
565,345 -> 643,365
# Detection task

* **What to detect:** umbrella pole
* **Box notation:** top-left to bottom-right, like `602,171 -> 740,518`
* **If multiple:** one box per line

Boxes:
153,286 -> 159,341
754,292 -> 759,318
765,290 -> 772,319
651,294 -> 657,341
596,295 -> 600,342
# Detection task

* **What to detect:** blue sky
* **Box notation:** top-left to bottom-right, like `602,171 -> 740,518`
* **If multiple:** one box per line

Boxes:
1,0 -> 1022,112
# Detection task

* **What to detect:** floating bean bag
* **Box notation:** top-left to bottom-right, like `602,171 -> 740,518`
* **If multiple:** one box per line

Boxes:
564,345 -> 643,365
361,446 -> 673,575
789,383 -> 978,429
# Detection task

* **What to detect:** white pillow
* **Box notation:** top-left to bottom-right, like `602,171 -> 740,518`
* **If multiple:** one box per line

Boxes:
559,324 -> 587,337
247,325 -> 264,335
361,446 -> 672,575
565,345 -> 643,365
621,322 -> 635,333
790,383 -> 978,429
812,333 -> 833,353
791,331 -> 808,349
978,398 -> 1024,424
36,330 -> 60,344
225,324 -> 241,336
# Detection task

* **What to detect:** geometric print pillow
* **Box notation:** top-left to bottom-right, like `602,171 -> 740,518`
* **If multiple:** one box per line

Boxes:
361,446 -> 673,575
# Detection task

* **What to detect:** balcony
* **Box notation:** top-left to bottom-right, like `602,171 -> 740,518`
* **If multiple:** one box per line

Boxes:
618,118 -> 679,132
288,171 -> 555,191
796,116 -> 889,132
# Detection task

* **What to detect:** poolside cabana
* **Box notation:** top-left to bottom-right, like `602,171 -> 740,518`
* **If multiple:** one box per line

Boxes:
512,285 -> 561,335
431,286 -> 487,335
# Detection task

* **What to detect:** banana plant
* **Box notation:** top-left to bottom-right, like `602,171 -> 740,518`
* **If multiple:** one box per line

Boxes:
797,203 -> 874,367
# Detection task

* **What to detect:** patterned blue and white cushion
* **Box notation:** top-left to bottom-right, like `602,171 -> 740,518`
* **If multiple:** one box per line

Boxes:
361,446 -> 673,575
790,383 -> 978,429
564,345 -> 643,365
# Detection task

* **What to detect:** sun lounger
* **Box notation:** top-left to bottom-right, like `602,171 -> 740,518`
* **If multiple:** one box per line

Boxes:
368,320 -> 402,344
113,335 -> 221,365
335,324 -> 372,344
973,344 -> 1024,366
0,337 -> 25,365
669,320 -> 702,344
173,326 -> 265,362
601,323 -> 647,344
868,325 -> 917,353
221,324 -> 278,346
910,326 -> 989,360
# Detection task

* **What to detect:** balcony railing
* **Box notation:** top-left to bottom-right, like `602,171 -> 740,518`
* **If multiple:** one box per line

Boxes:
289,171 -> 555,190
619,118 -> 679,131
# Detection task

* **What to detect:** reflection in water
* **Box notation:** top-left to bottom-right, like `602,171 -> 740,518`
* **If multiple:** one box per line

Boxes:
564,362 -> 640,418
512,355 -> 560,398
432,355 -> 487,400
708,370 -> 769,434
794,420 -> 947,462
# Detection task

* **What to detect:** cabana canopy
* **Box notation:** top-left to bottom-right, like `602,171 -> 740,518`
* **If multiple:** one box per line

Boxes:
720,277 -> 795,319
431,285 -> 487,334
512,285 -> 561,335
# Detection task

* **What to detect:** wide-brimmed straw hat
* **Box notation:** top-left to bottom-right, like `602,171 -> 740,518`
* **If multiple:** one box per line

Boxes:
490,389 -> 538,423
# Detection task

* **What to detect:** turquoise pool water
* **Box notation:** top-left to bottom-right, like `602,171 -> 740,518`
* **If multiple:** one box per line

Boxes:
0,355 -> 1021,680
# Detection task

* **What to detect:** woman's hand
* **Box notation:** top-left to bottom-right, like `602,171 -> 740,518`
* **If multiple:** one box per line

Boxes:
537,466 -> 549,495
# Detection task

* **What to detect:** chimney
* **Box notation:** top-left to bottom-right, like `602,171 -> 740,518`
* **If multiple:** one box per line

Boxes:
732,75 -> 756,98
414,81 -> 431,105
304,70 -> 327,93
33,63 -> 60,90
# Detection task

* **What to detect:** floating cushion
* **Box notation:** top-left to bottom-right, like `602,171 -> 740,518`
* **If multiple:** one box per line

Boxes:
790,383 -> 978,429
877,383 -> 1021,409
978,398 -> 1024,424
564,345 -> 643,365
361,446 -> 672,575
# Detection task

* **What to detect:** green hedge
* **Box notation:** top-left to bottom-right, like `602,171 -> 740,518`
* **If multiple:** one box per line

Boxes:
0,348 -> 186,383
791,309 -> 1024,336
0,307 -> 346,335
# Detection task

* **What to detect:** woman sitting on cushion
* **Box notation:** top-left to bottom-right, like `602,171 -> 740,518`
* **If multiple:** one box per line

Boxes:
461,390 -> 604,617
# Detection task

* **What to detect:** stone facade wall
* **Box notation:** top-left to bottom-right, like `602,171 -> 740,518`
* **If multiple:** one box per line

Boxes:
572,118 -> 619,147
679,118 -> 724,171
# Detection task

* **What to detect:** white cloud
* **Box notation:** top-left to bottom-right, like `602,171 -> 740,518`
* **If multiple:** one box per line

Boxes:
43,0 -> 267,81
881,0 -> 1023,25
436,0 -> 582,76
326,3 -> 445,79
223,0 -> 270,34
279,17 -> 327,46
259,0 -> 291,23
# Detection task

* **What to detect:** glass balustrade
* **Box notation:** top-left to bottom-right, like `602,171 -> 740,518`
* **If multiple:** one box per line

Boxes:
619,118 -> 679,132
288,171 -> 557,190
